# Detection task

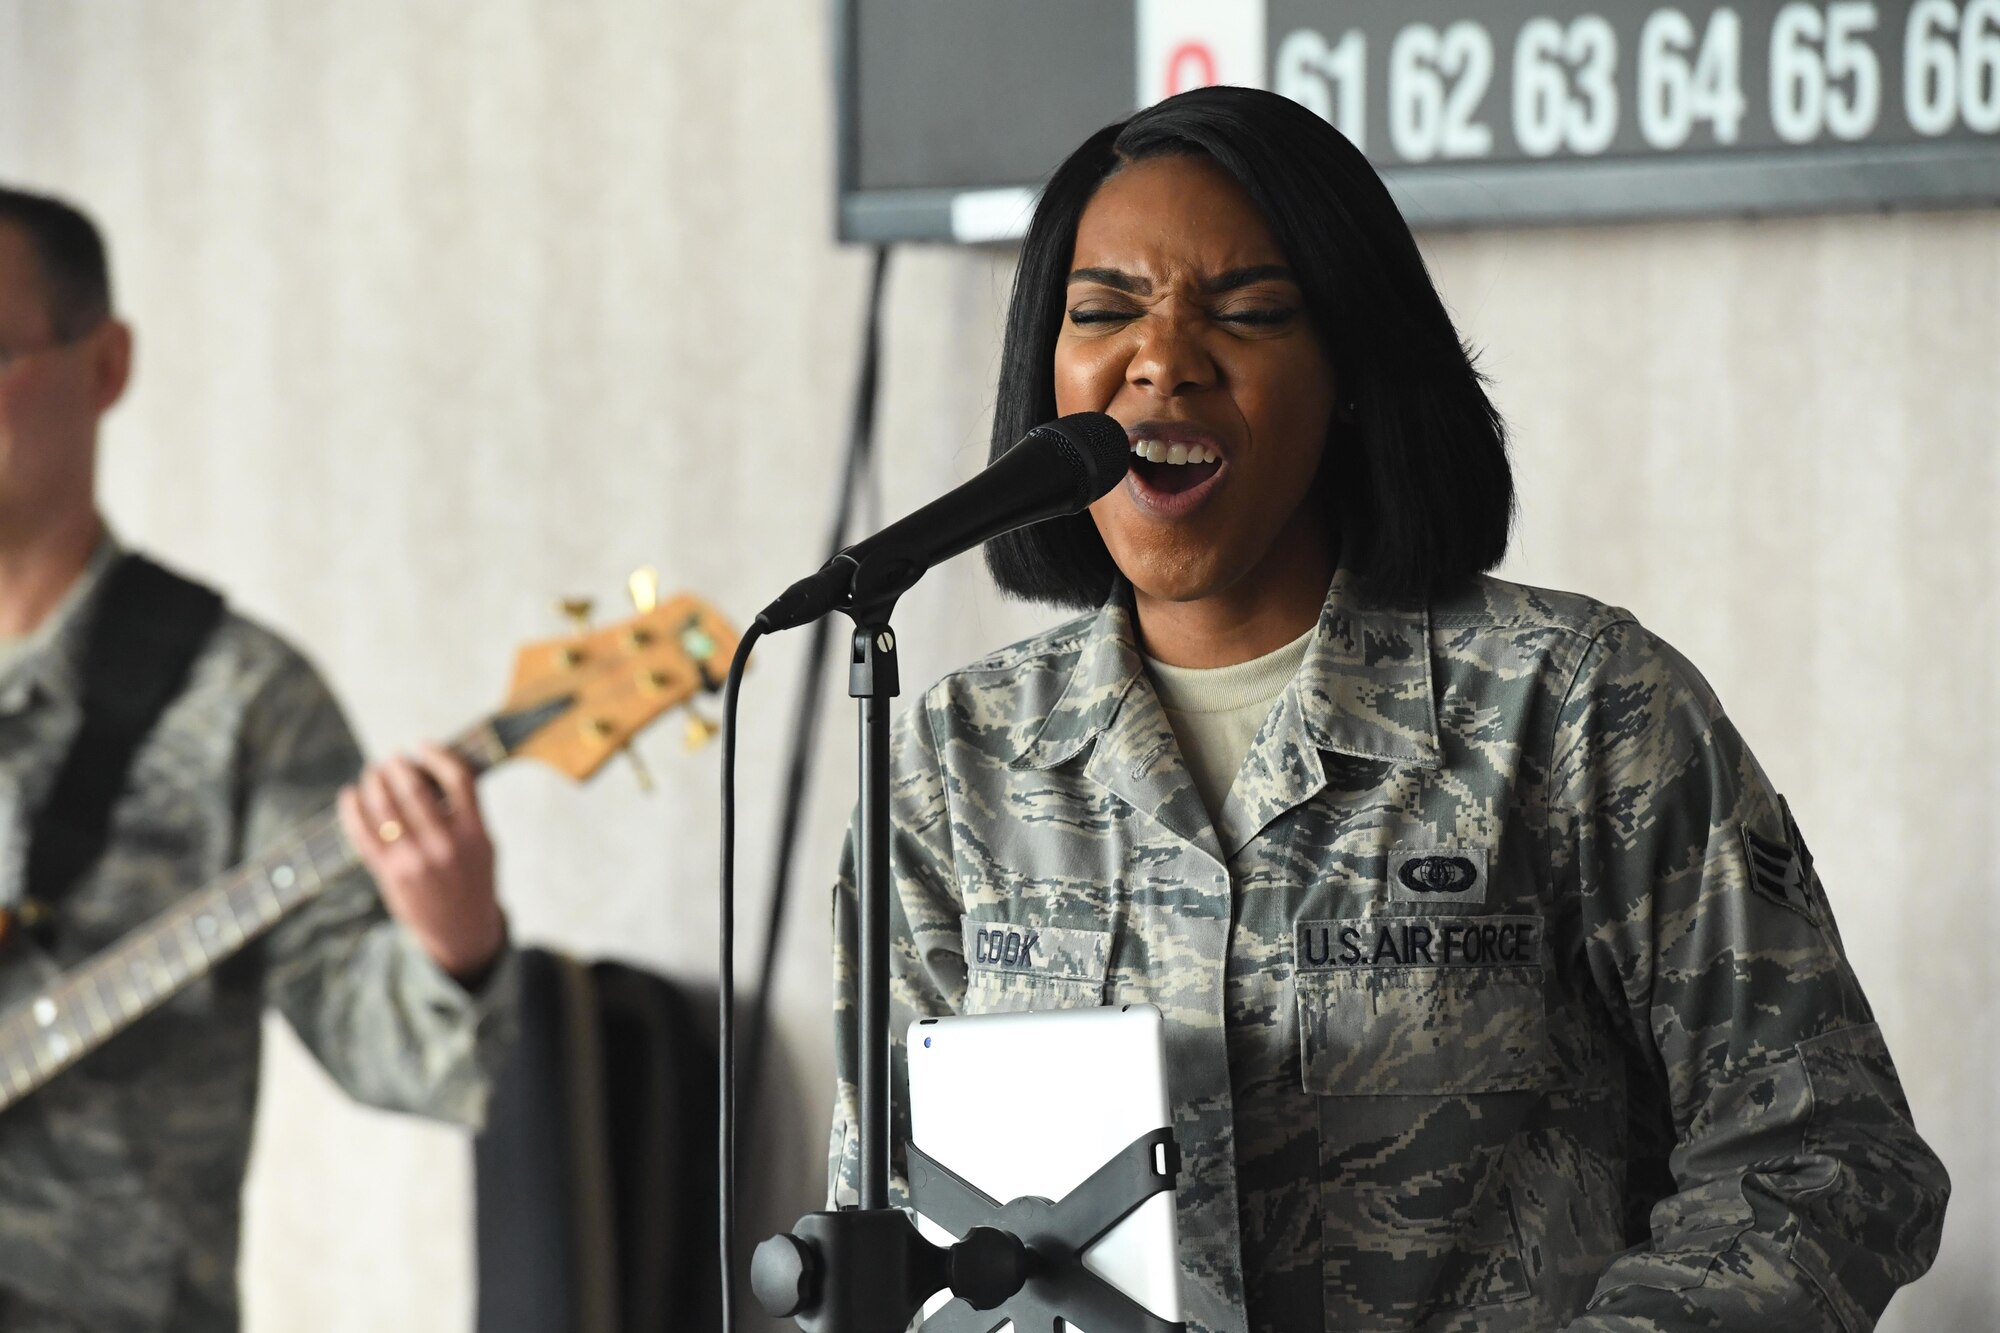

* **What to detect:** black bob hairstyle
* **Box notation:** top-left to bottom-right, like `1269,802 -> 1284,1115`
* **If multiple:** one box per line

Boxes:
983,85 -> 1513,609
0,185 -> 113,341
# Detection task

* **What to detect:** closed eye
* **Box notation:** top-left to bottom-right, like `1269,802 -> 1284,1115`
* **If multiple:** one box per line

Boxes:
1067,306 -> 1138,326
1219,307 -> 1297,327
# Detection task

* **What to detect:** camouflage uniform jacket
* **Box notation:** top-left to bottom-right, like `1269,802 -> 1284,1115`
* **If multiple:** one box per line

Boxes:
0,542 -> 516,1332
828,570 -> 1948,1333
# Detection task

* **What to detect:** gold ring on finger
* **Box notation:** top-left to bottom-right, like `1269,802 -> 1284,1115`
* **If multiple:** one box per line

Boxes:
377,819 -> 404,844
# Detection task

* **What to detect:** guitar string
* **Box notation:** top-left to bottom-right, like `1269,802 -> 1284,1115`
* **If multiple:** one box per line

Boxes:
0,725 -> 507,1105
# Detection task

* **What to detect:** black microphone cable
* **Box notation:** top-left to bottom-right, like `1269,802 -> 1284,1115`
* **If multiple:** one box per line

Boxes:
718,619 -> 763,1333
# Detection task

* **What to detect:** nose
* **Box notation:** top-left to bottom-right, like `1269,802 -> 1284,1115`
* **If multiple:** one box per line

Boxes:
1125,308 -> 1215,398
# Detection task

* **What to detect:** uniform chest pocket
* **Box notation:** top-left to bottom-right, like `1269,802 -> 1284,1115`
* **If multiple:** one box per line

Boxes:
1295,915 -> 1556,1096
961,918 -> 1110,1015
1295,916 -> 1556,1319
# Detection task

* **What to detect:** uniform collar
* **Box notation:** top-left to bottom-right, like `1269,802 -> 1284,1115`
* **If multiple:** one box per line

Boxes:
1010,586 -> 1222,866
0,532 -> 123,714
1009,588 -> 1148,772
1010,569 -> 1441,773
1291,569 -> 1441,768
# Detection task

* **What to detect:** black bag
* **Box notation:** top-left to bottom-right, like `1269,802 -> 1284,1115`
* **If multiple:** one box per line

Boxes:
474,949 -> 720,1333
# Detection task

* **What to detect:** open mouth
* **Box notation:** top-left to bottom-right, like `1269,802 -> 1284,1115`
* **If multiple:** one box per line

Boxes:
1126,434 -> 1226,512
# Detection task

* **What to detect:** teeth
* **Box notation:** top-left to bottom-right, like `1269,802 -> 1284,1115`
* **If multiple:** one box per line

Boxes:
1128,440 -> 1220,465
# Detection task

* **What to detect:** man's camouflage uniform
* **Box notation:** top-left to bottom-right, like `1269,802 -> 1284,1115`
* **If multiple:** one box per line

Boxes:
828,570 -> 1947,1332
0,542 -> 515,1332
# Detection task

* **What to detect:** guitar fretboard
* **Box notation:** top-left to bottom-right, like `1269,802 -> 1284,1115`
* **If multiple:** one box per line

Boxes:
0,723 -> 510,1112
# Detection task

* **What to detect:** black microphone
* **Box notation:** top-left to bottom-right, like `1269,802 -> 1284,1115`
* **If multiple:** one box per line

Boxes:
756,412 -> 1130,631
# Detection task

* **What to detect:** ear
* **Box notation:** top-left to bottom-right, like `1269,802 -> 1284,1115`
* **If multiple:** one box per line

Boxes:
88,319 -> 133,414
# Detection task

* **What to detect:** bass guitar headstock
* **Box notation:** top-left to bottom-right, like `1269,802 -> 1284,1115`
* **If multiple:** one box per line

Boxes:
495,569 -> 740,782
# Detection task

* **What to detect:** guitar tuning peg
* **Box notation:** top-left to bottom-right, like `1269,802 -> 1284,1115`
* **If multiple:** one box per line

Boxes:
557,598 -> 596,667
558,597 -> 595,632
628,566 -> 660,614
683,705 -> 721,752
623,744 -> 655,794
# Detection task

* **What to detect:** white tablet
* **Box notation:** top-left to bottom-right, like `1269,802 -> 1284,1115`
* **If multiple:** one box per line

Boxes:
905,1003 -> 1183,1330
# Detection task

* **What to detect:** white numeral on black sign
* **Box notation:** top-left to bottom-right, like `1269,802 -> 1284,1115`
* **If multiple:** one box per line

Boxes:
1271,3 -> 1996,182
1277,28 -> 1368,149
1514,14 -> 1621,155
1638,7 -> 1748,146
1390,21 -> 1496,161
1905,0 -> 2000,134
1771,1 -> 1883,142
1965,0 -> 2000,129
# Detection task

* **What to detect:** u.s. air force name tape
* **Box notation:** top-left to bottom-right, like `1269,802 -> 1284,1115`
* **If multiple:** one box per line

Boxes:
1297,915 -> 1545,970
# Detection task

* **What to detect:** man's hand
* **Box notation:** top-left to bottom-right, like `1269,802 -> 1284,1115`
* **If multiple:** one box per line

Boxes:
336,743 -> 506,986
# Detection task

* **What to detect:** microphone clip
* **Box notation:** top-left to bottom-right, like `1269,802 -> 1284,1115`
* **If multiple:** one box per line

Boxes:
755,548 -> 921,633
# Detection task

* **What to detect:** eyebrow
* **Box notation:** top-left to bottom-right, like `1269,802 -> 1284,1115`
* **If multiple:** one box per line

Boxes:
1067,267 -> 1150,294
1066,264 -> 1298,295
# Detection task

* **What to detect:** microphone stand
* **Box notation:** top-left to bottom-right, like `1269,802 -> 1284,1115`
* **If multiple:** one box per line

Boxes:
749,593 -> 1185,1333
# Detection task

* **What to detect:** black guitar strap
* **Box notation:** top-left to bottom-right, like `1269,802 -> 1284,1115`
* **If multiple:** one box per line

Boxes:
24,553 -> 225,907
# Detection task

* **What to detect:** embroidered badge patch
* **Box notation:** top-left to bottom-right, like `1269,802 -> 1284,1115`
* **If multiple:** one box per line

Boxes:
1742,799 -> 1818,923
1388,847 -> 1488,905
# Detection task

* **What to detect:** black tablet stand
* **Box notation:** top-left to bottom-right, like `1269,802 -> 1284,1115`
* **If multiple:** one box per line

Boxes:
900,1126 -> 1185,1333
750,620 -> 1188,1333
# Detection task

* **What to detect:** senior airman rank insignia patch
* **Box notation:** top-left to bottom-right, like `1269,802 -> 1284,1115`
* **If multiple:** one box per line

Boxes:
1742,799 -> 1818,923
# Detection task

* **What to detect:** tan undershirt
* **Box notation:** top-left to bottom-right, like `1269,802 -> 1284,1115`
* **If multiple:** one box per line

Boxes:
1144,624 -> 1315,824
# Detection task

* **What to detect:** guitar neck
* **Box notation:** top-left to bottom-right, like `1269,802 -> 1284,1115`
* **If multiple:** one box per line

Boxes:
0,720 -> 517,1113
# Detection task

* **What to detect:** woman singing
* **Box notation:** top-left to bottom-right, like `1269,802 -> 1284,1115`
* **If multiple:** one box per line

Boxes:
827,86 -> 1945,1332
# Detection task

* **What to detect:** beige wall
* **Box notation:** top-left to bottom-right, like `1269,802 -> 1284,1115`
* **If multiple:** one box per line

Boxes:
0,3 -> 1992,1329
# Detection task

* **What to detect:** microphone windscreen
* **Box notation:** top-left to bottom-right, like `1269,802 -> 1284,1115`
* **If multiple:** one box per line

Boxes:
1033,412 -> 1131,509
